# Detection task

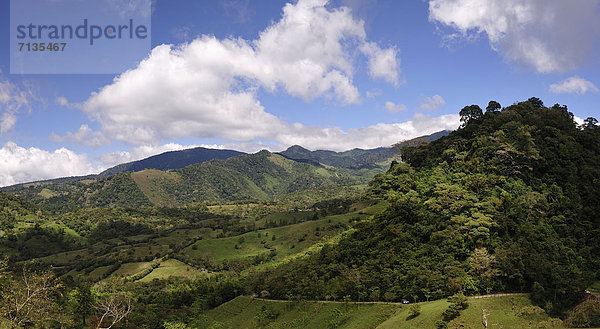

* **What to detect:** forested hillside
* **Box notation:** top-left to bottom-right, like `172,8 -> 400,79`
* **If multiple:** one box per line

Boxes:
2,98 -> 599,328
279,130 -> 448,169
249,98 -> 600,315
5,151 -> 386,212
98,147 -> 245,177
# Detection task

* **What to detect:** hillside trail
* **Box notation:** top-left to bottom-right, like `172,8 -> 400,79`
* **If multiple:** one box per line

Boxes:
253,293 -> 528,304
469,293 -> 528,299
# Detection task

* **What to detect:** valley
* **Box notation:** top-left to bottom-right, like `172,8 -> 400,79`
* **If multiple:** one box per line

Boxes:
0,99 -> 599,328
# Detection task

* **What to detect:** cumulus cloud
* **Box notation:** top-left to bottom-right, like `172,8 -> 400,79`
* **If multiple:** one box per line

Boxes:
420,94 -> 446,111
429,0 -> 600,73
361,42 -> 400,86
273,113 -> 460,151
384,101 -> 407,112
50,124 -> 110,148
0,110 -> 460,186
80,0 -> 400,146
549,77 -> 599,95
0,142 -> 100,187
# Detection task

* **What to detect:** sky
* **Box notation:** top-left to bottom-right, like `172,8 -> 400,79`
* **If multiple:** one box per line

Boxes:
1,0 -> 599,186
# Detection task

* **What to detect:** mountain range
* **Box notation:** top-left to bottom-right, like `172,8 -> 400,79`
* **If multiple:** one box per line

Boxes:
2,131 -> 450,212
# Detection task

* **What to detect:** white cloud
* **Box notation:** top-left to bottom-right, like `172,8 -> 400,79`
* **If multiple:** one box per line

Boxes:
366,89 -> 382,98
429,0 -> 600,73
273,113 -> 460,151
0,79 -> 32,134
0,110 -> 460,185
105,0 -> 152,18
549,77 -> 599,95
0,142 -> 100,187
79,0 -> 400,146
420,94 -> 446,111
97,143 -> 207,168
361,42 -> 400,86
50,124 -> 110,148
384,101 -> 407,112
1,113 -> 17,134
55,96 -> 69,106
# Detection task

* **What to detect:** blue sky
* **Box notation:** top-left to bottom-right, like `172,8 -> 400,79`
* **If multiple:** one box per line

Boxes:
1,0 -> 599,186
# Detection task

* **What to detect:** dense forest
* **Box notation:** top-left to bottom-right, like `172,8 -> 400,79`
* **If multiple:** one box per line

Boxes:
248,98 -> 600,315
4,151 -> 387,212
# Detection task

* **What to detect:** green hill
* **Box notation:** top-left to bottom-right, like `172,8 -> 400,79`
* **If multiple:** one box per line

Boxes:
98,146 -> 245,177
279,130 -> 449,169
5,150 -> 380,212
250,98 -> 600,316
196,294 -> 567,329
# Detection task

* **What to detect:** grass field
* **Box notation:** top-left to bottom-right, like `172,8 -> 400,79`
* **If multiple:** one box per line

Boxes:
181,202 -> 385,268
109,261 -> 153,279
87,265 -> 114,281
202,295 -> 577,329
138,259 -> 202,282
131,169 -> 181,206
379,295 -> 565,329
202,296 -> 398,329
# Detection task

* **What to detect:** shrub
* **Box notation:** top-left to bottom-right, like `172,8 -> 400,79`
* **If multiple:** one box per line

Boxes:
408,304 -> 421,319
565,300 -> 600,328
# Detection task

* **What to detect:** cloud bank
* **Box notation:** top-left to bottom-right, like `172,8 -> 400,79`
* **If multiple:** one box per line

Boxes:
75,0 -> 400,146
429,0 -> 600,73
0,142 -> 100,187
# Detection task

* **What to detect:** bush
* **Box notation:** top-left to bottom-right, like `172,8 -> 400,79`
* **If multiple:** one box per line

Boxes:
442,305 -> 461,322
565,300 -> 600,328
442,293 -> 469,322
408,304 -> 421,319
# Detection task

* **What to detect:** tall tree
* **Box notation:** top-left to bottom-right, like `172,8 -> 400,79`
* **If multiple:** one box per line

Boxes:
92,279 -> 133,329
459,105 -> 483,127
583,117 -> 599,130
486,101 -> 501,113
527,97 -> 544,108
69,282 -> 95,326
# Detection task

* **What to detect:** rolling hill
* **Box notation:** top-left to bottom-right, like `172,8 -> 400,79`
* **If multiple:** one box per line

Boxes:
279,130 -> 451,169
97,146 -> 245,177
5,150 -> 384,212
3,132 -> 453,212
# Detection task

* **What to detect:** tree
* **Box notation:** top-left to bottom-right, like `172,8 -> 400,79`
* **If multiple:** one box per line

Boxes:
0,260 -> 65,328
527,97 -> 544,108
583,117 -> 599,130
68,283 -> 95,326
486,100 -> 501,113
92,279 -> 133,329
468,248 -> 499,294
459,105 -> 483,127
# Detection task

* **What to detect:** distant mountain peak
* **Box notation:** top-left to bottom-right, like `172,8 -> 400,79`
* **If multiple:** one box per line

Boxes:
285,145 -> 310,153
98,146 -> 245,177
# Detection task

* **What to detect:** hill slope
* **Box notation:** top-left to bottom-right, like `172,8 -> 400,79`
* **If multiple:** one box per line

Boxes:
98,147 -> 245,177
6,150 -> 376,211
250,98 -> 600,315
279,130 -> 450,169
